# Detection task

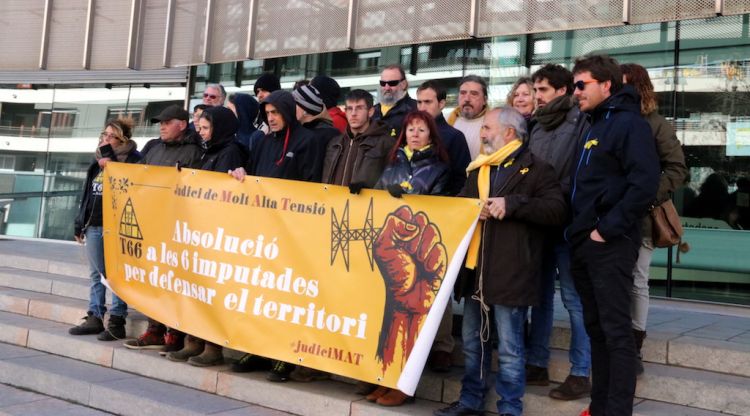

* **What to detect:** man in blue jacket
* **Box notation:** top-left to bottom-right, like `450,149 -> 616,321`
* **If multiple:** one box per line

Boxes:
567,55 -> 659,416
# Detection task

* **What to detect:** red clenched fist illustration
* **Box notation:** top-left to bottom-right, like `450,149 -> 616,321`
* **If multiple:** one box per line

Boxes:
373,205 -> 447,372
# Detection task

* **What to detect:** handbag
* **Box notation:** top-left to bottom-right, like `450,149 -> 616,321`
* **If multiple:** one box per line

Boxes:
650,199 -> 683,248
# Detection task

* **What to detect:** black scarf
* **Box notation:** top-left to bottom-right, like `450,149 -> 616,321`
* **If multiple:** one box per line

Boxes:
534,95 -> 575,131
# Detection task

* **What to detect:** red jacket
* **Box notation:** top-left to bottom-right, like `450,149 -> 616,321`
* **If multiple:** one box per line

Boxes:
328,106 -> 348,134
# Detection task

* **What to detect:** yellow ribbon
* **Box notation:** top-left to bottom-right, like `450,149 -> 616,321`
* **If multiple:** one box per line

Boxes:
464,139 -> 522,269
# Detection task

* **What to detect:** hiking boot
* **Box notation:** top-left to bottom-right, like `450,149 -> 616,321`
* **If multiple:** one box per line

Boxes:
549,375 -> 591,401
230,353 -> 272,372
354,381 -> 377,395
376,389 -> 414,406
97,315 -> 126,341
187,342 -> 223,367
267,360 -> 294,382
633,329 -> 647,377
123,322 -> 166,350
433,401 -> 485,416
167,335 -> 204,362
159,329 -> 185,356
290,366 -> 330,382
69,312 -> 104,336
428,350 -> 452,373
525,364 -> 549,386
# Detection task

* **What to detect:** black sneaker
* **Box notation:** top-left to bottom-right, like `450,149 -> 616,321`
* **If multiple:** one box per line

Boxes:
97,315 -> 126,341
433,401 -> 485,416
230,354 -> 272,373
549,375 -> 591,401
69,312 -> 104,336
267,360 -> 295,382
525,364 -> 549,386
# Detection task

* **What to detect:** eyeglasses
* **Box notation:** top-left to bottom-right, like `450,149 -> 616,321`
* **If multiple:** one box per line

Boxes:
100,132 -> 121,141
203,93 -> 218,99
574,79 -> 599,91
379,79 -> 404,87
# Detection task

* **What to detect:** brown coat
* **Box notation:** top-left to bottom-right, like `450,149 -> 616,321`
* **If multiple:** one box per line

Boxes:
458,148 -> 567,307
641,111 -> 688,241
321,120 -> 395,187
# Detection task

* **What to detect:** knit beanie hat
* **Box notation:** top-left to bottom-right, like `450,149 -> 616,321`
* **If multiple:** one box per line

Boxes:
254,73 -> 281,95
310,75 -> 341,108
292,84 -> 325,116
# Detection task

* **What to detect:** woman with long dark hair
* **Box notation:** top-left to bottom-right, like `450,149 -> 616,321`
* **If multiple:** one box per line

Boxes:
376,110 -> 450,197
621,63 -> 688,375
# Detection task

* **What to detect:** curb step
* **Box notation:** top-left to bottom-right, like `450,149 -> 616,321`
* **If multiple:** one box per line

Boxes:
0,383 -> 113,416
0,309 -> 744,416
0,244 -> 748,416
0,342 -> 290,416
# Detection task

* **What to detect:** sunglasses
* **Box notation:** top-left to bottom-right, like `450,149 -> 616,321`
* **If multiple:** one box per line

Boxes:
574,79 -> 599,91
203,93 -> 218,99
379,79 -> 404,87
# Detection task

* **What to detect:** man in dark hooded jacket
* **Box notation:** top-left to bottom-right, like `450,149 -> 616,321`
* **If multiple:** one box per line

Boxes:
228,93 -> 264,153
248,90 -> 320,182
567,55 -> 659,416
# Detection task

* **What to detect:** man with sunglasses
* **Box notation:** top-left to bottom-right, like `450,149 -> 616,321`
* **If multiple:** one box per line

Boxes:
373,64 -> 417,137
202,83 -> 226,107
566,55 -> 659,416
525,64 -> 591,401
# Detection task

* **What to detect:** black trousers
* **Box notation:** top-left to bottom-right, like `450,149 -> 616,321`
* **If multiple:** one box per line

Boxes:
571,235 -> 639,416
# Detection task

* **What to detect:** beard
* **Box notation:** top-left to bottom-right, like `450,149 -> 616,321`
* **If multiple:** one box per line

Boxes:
380,89 -> 405,106
460,103 -> 480,119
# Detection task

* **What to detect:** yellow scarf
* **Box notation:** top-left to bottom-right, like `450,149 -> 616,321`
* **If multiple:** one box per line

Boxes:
464,139 -> 523,269
402,144 -> 431,161
446,105 -> 488,126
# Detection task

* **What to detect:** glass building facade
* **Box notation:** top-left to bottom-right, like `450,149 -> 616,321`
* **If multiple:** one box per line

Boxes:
1,14 -> 748,304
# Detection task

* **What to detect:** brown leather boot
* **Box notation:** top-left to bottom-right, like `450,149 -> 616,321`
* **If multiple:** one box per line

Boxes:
365,386 -> 390,402
376,389 -> 414,406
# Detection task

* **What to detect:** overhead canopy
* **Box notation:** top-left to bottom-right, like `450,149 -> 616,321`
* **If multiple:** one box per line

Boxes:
0,0 -> 747,72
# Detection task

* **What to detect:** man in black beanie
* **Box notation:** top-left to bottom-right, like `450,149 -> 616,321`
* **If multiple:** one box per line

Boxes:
254,73 -> 281,103
311,75 -> 347,134
253,73 -> 281,134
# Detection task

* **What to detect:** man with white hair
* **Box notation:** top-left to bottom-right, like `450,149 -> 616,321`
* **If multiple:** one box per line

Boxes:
202,83 -> 226,107
435,107 -> 566,416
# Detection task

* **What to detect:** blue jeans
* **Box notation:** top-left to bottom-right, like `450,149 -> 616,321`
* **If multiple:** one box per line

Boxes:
85,226 -> 127,318
459,297 -> 527,416
527,241 -> 590,376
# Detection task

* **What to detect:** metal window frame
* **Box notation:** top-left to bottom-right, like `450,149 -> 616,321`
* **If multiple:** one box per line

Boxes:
82,0 -> 95,69
163,0 -> 176,68
39,0 -> 52,69
127,0 -> 142,69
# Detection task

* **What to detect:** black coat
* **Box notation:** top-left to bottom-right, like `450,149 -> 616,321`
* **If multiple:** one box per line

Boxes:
250,90 -> 321,182
567,85 -> 660,243
74,150 -> 141,237
199,106 -> 248,173
140,129 -> 203,168
376,147 -> 449,195
373,94 -> 417,138
458,148 -> 566,307
435,114 -> 471,196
